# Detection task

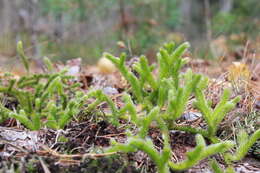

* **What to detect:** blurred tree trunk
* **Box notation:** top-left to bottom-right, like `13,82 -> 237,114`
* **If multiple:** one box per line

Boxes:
204,0 -> 217,57
119,0 -> 126,30
54,13 -> 64,39
0,0 -> 21,56
180,0 -> 192,37
180,0 -> 205,41
220,0 -> 233,13
1,0 -> 17,34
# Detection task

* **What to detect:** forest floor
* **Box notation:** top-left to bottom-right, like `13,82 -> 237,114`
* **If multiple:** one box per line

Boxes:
0,41 -> 260,173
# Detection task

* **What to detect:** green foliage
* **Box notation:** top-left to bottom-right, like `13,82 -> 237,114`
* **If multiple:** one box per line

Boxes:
40,0 -> 71,16
105,42 -> 197,116
194,84 -> 240,142
105,41 -> 240,139
212,1 -> 260,35
225,129 -> 260,162
0,41 -> 87,130
210,159 -> 235,173
107,103 -> 171,173
0,102 -> 11,122
168,135 -> 234,171
84,90 -> 120,126
101,41 -> 257,172
108,136 -> 171,173
17,41 -> 30,74
106,91 -> 234,173
212,13 -> 237,34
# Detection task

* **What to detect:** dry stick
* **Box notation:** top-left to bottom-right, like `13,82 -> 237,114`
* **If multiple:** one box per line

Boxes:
39,157 -> 51,173
242,41 -> 250,61
40,145 -> 116,159
96,132 -> 126,139
0,139 -> 30,154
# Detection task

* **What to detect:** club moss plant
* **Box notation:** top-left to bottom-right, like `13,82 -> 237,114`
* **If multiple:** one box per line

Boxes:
104,42 -> 242,142
88,41 -> 259,172
0,41 -> 87,130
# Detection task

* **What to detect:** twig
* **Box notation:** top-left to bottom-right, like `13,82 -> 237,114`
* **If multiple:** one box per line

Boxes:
39,157 -> 51,173
39,145 -> 116,159
0,139 -> 30,154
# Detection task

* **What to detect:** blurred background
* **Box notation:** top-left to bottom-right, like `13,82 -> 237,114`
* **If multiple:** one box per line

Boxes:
0,0 -> 259,70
